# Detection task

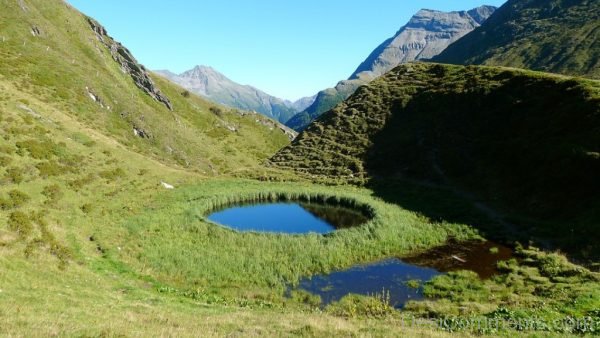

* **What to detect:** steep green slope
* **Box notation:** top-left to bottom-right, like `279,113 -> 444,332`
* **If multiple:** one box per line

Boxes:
434,0 -> 600,79
271,63 -> 600,254
0,0 -> 290,175
0,0 -> 294,309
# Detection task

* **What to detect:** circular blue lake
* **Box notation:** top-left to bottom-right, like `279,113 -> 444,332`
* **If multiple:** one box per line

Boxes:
206,202 -> 370,234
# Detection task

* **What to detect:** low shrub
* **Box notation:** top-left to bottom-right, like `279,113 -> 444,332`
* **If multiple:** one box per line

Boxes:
8,211 -> 33,238
68,173 -> 96,191
209,106 -> 223,117
15,138 -> 65,160
8,189 -> 30,208
0,155 -> 13,166
23,212 -> 72,268
289,290 -> 322,307
99,167 -> 126,180
5,166 -> 25,183
0,197 -> 11,210
42,184 -> 63,205
80,203 -> 93,214
36,160 -> 65,178
326,292 -> 394,318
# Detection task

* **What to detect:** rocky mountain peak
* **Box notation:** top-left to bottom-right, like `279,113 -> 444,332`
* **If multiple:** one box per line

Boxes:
467,5 -> 497,25
287,5 -> 497,131
349,5 -> 497,81
156,66 -> 299,123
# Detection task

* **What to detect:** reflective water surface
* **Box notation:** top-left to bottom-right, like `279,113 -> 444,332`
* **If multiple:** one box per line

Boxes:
207,202 -> 369,234
297,240 -> 513,308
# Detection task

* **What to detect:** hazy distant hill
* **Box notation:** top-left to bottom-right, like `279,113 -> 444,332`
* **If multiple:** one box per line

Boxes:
156,66 -> 303,123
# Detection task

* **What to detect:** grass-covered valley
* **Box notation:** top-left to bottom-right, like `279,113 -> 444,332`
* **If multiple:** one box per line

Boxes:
1,0 -> 599,337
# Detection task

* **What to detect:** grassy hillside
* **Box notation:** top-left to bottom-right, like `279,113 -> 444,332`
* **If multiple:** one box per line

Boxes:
0,0 -> 290,176
1,1 -> 599,336
434,0 -> 600,79
271,62 -> 600,258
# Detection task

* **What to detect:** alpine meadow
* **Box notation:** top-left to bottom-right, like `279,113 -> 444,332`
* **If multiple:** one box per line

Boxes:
0,0 -> 599,337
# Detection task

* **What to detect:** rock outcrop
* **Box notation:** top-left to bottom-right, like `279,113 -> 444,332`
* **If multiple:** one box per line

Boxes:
87,18 -> 173,111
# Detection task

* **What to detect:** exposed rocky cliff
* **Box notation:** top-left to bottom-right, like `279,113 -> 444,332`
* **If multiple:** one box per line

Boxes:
87,18 -> 173,110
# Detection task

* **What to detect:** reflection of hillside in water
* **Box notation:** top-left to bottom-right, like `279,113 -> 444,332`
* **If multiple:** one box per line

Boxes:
300,202 -> 370,229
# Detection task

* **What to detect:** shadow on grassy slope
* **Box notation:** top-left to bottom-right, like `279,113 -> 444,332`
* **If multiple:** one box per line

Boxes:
365,69 -> 599,262
272,63 -> 600,263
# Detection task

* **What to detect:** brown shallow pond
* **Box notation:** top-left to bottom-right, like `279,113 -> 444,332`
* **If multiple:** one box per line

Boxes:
402,239 -> 514,279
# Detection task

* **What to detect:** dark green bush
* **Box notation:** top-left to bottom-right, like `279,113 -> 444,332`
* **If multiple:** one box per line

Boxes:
8,189 -> 30,208
80,203 -> 93,214
0,197 -> 11,210
4,166 -> 25,183
8,211 -> 33,238
209,106 -> 223,117
15,138 -> 65,159
36,160 -> 65,177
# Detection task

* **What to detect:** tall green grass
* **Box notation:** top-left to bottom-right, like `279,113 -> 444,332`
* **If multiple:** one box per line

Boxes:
113,179 -> 480,296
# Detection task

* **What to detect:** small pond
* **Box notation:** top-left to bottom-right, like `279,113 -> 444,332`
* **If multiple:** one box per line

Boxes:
207,201 -> 370,234
295,240 -> 513,308
296,258 -> 441,308
206,201 -> 513,309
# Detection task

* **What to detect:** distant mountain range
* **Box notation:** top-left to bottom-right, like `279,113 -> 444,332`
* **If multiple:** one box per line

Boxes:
155,66 -> 315,123
434,0 -> 600,79
285,5 -> 497,131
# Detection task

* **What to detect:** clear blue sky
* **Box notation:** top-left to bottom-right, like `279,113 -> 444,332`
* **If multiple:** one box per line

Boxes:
67,0 -> 506,101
